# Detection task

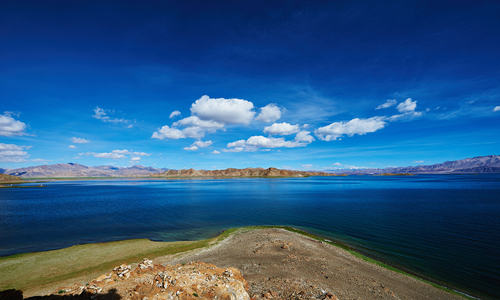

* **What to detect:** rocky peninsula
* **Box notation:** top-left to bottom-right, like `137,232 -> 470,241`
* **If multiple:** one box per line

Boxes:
0,228 -> 467,300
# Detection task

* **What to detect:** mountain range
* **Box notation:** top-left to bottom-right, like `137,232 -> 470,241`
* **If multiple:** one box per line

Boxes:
328,155 -> 500,174
0,155 -> 499,178
0,163 -> 169,178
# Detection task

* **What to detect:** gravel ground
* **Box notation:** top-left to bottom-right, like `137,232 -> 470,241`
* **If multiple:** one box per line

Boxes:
159,228 -> 463,300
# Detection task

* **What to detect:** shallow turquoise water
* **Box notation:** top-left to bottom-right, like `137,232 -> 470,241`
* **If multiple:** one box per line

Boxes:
0,175 -> 499,299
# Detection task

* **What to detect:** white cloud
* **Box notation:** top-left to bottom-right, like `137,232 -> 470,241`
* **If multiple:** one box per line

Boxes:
88,149 -> 149,159
255,104 -> 283,122
294,131 -> 314,143
315,117 -> 387,141
0,143 -> 30,162
0,112 -> 28,137
240,136 -> 307,149
152,125 -> 187,140
173,116 -> 224,129
69,145 -> 76,149
302,164 -> 313,169
193,140 -> 213,148
130,156 -> 141,163
263,122 -> 300,135
109,149 -> 149,156
31,158 -> 49,162
332,162 -> 343,166
169,110 -> 181,119
493,106 -> 500,112
71,137 -> 89,144
93,106 -> 129,123
413,160 -> 424,163
184,140 -> 213,151
212,150 -> 220,154
376,99 -> 397,110
396,98 -> 417,113
190,95 -> 255,125
227,140 -> 246,147
93,152 -> 126,159
183,145 -> 198,151
387,111 -> 424,121
222,147 -> 244,152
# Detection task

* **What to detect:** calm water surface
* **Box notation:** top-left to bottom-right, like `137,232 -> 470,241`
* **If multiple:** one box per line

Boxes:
1,175 -> 499,299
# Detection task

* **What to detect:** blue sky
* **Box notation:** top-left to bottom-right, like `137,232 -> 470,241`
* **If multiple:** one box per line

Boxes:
1,0 -> 499,170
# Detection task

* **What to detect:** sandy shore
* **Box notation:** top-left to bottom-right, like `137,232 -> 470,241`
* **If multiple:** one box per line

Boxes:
160,228 -> 464,300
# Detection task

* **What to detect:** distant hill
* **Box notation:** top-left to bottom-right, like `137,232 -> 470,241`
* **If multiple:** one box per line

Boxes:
0,173 -> 24,182
151,167 -> 336,178
1,163 -> 169,178
328,155 -> 500,174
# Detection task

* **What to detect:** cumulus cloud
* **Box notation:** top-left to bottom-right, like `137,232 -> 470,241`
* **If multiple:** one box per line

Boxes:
130,156 -> 141,163
0,112 -> 28,137
93,107 -> 129,123
191,95 -> 255,125
263,122 -> 300,135
315,117 -> 387,141
255,104 -> 283,122
302,164 -> 313,169
228,136 -> 308,150
376,99 -> 397,110
294,131 -> 315,143
494,106 -> 500,112
0,143 -> 30,162
184,140 -> 213,151
212,150 -> 220,154
413,160 -> 424,163
69,145 -> 76,149
169,110 -> 181,119
152,125 -> 189,140
397,98 -> 417,113
71,137 -> 89,144
332,162 -> 343,166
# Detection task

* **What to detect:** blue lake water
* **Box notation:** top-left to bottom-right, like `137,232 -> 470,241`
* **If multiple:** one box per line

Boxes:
1,175 -> 499,299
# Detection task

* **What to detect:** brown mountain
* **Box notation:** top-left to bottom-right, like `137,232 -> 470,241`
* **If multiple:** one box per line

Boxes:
151,167 -> 335,178
0,174 -> 24,182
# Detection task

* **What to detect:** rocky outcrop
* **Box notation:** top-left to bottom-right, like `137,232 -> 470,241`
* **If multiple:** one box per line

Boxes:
151,167 -> 335,178
7,259 -> 250,300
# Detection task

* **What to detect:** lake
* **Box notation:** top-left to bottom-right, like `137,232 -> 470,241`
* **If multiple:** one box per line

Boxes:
1,175 -> 499,299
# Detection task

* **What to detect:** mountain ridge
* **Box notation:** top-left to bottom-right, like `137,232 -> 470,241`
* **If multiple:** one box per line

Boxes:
327,155 -> 500,174
1,155 -> 499,178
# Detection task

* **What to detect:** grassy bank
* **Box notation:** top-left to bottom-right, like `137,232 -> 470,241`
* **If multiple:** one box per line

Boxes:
0,226 -> 474,299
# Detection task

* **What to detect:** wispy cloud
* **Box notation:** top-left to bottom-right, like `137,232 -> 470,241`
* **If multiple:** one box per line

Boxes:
376,99 -> 396,110
0,143 -> 30,162
86,149 -> 150,159
93,107 -> 130,123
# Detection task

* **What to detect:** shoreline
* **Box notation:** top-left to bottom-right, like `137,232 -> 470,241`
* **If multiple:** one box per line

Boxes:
0,226 -> 477,299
